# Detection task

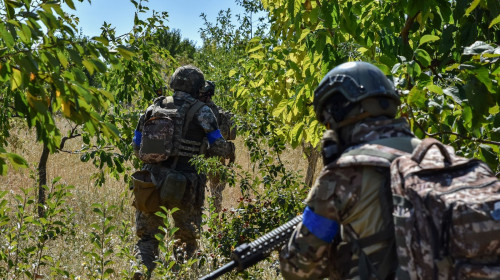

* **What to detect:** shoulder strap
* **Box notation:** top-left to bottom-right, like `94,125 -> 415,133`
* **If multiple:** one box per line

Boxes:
343,137 -> 420,162
182,100 -> 205,138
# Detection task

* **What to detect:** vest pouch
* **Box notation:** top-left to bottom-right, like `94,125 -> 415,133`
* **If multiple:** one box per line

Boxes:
132,170 -> 161,213
160,170 -> 187,206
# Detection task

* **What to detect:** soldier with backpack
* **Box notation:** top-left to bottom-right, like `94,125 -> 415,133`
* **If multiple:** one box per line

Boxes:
131,65 -> 235,278
279,61 -> 500,280
199,80 -> 236,212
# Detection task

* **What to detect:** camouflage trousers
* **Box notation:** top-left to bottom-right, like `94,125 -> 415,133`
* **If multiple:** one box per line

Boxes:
208,173 -> 226,212
134,171 -> 206,273
207,157 -> 230,212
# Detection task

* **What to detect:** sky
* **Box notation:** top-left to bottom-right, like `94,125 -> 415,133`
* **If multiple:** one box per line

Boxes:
71,0 -> 249,47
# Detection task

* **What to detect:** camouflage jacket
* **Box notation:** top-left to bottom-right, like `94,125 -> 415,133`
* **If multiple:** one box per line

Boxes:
279,118 -> 416,280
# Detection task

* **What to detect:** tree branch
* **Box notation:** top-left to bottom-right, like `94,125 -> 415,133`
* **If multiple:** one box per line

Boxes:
409,106 -> 500,146
401,12 -> 420,45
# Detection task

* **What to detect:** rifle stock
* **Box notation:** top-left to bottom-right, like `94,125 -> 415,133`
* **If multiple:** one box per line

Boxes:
199,215 -> 302,280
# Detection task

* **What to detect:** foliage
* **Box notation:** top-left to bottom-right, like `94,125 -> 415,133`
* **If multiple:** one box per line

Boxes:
155,28 -> 197,64
232,0 -> 500,174
193,107 -> 307,264
196,3 -> 268,110
0,179 -> 76,279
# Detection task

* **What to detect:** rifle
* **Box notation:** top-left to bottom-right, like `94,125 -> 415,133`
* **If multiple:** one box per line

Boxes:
199,215 -> 302,280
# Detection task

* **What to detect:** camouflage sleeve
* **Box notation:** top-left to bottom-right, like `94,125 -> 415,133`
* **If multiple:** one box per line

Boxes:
195,105 -> 219,133
279,223 -> 330,280
207,138 -> 235,159
279,166 -> 361,279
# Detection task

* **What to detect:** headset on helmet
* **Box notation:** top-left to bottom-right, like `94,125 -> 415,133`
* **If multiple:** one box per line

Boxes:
169,65 -> 205,96
313,61 -> 400,127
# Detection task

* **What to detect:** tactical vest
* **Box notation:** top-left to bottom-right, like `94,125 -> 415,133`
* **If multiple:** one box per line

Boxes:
139,96 -> 206,165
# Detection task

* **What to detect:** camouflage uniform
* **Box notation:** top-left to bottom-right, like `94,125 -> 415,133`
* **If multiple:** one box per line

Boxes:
133,90 -> 234,273
280,117 -> 416,280
205,100 -> 236,212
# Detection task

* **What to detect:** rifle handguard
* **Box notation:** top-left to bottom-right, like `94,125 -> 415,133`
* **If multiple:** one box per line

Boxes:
199,215 -> 303,280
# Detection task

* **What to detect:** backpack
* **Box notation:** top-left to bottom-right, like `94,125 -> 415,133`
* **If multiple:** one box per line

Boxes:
337,137 -> 500,279
138,96 -> 206,164
390,137 -> 500,279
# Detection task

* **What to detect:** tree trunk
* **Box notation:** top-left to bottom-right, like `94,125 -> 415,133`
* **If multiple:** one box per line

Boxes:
302,142 -> 321,188
37,144 -> 50,217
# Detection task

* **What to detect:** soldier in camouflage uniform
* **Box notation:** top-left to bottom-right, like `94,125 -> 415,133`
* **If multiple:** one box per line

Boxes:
199,81 -> 236,212
131,65 -> 235,278
279,61 -> 420,279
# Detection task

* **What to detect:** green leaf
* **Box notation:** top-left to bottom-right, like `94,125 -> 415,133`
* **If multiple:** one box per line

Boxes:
465,0 -> 481,16
490,14 -> 500,28
407,61 -> 421,79
471,67 -> 495,93
426,84 -> 443,95
82,59 -> 95,75
0,23 -> 15,48
6,153 -> 28,169
374,63 -> 390,75
65,0 -> 75,10
11,67 -> 22,90
91,59 -> 107,73
92,36 -> 109,46
461,106 -> 472,126
407,87 -> 426,108
414,49 -> 431,68
247,44 -> 263,53
479,144 -> 497,169
116,45 -> 135,59
56,50 -> 69,68
419,35 -> 440,46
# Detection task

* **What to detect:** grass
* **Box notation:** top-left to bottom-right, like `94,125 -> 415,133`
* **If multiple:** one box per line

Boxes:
0,119 -> 319,279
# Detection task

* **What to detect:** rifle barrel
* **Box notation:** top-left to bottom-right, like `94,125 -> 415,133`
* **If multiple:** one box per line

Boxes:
199,260 -> 237,280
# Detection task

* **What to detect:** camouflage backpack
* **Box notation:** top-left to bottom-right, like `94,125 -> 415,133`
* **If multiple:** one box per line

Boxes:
389,137 -> 500,279
139,96 -> 206,164
336,137 -> 500,279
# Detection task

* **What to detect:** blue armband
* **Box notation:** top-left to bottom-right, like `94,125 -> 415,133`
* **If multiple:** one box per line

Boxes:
133,130 -> 142,147
207,129 -> 223,144
302,206 -> 339,243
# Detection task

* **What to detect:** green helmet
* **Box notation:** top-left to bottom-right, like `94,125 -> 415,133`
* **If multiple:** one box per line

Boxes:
313,61 -> 400,124
169,65 -> 205,96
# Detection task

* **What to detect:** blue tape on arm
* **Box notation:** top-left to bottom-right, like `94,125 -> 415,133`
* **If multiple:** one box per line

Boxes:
302,206 -> 339,243
133,130 -> 142,146
207,129 -> 223,144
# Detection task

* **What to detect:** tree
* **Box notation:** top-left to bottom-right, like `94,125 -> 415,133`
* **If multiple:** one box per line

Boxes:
0,0 -> 175,216
232,0 -> 500,175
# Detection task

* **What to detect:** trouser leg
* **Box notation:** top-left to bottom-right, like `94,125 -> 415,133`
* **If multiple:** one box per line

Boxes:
135,210 -> 164,275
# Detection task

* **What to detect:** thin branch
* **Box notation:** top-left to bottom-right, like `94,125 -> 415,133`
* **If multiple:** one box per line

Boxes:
58,125 -> 80,151
409,106 -> 500,146
401,12 -> 420,45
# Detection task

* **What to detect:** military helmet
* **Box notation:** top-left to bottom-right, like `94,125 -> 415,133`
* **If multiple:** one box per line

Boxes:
313,61 -> 400,124
169,65 -> 205,96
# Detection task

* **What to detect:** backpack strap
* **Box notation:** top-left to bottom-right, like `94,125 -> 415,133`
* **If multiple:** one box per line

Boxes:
336,136 -> 420,279
182,100 -> 205,138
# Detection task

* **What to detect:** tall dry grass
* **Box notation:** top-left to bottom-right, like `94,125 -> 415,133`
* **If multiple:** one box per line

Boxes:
0,119 -> 320,279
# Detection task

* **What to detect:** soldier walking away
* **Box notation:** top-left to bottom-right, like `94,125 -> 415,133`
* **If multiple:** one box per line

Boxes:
131,65 -> 235,279
199,80 -> 236,212
279,61 -> 500,280
279,61 -> 418,279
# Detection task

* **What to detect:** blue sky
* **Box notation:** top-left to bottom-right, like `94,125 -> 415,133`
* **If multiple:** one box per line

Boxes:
71,0 -> 248,47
